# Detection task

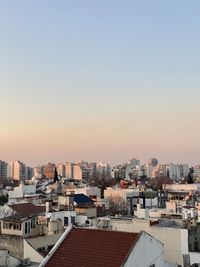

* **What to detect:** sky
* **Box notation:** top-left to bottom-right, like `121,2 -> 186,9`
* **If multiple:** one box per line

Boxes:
0,0 -> 200,166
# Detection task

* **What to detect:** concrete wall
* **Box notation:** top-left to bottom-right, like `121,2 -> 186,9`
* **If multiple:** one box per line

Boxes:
24,239 -> 44,263
111,218 -> 186,266
0,250 -> 21,267
8,184 -> 36,200
75,207 -> 96,218
75,187 -> 101,198
0,235 -> 23,260
26,233 -> 62,251
190,252 -> 200,265
76,215 -> 88,226
45,211 -> 76,226
124,232 -> 165,267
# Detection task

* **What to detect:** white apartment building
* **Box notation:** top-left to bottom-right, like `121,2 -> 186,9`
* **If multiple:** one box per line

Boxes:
8,184 -> 37,203
144,164 -> 156,178
168,164 -> 190,181
169,163 -> 181,181
109,215 -> 195,266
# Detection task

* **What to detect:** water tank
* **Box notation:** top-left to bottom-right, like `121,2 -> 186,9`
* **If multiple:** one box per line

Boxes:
0,250 -> 9,267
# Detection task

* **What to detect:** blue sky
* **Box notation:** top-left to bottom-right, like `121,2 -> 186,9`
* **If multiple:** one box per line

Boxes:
0,0 -> 200,166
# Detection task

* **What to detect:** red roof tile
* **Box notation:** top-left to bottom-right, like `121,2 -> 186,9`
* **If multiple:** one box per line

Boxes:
45,228 -> 139,267
9,203 -> 45,217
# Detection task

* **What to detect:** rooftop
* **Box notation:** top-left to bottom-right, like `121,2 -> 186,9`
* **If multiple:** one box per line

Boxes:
45,228 -> 139,267
2,214 -> 34,223
73,194 -> 94,204
9,203 -> 46,217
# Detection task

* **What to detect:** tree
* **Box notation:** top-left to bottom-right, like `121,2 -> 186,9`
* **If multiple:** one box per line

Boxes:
89,172 -> 116,198
107,195 -> 127,216
148,176 -> 172,191
0,194 -> 8,206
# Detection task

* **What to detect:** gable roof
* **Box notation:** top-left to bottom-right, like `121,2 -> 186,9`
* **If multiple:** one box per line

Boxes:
9,203 -> 45,217
73,194 -> 94,204
44,228 -> 139,267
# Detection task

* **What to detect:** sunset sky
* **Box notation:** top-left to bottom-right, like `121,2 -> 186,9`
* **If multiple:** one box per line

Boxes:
0,0 -> 200,166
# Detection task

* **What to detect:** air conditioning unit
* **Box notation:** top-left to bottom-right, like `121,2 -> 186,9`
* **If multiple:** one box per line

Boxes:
22,258 -> 30,266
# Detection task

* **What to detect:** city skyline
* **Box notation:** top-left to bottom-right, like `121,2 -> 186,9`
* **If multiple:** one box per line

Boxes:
0,1 -> 200,166
0,156 -> 199,168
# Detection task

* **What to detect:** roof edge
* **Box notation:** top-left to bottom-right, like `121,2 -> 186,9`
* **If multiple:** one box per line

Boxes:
120,231 -> 142,267
39,225 -> 73,267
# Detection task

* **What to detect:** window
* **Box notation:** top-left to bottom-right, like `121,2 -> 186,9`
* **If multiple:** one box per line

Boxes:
64,217 -> 68,226
70,216 -> 75,224
25,222 -> 28,234
3,222 -> 8,229
31,219 -> 35,229
25,222 -> 30,234
28,222 -> 30,233
149,265 -> 155,267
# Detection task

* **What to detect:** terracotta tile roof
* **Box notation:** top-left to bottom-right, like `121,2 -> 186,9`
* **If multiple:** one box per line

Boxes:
45,228 -> 139,267
9,203 -> 45,217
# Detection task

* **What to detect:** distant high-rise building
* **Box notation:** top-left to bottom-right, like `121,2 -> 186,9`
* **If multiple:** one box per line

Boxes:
11,161 -> 26,181
7,162 -> 14,179
33,166 -> 44,177
0,160 -> 8,181
65,162 -> 72,178
168,163 -> 180,181
44,162 -> 55,179
72,164 -> 82,180
151,164 -> 168,178
57,163 -> 66,177
129,158 -> 140,167
144,164 -> 155,178
25,166 -> 34,180
194,165 -> 200,180
179,164 -> 190,178
93,162 -> 111,176
148,158 -> 158,166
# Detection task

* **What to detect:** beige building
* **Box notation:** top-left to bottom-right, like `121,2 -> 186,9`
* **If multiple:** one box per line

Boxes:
65,162 -> 72,178
72,164 -> 82,180
8,161 -> 26,181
